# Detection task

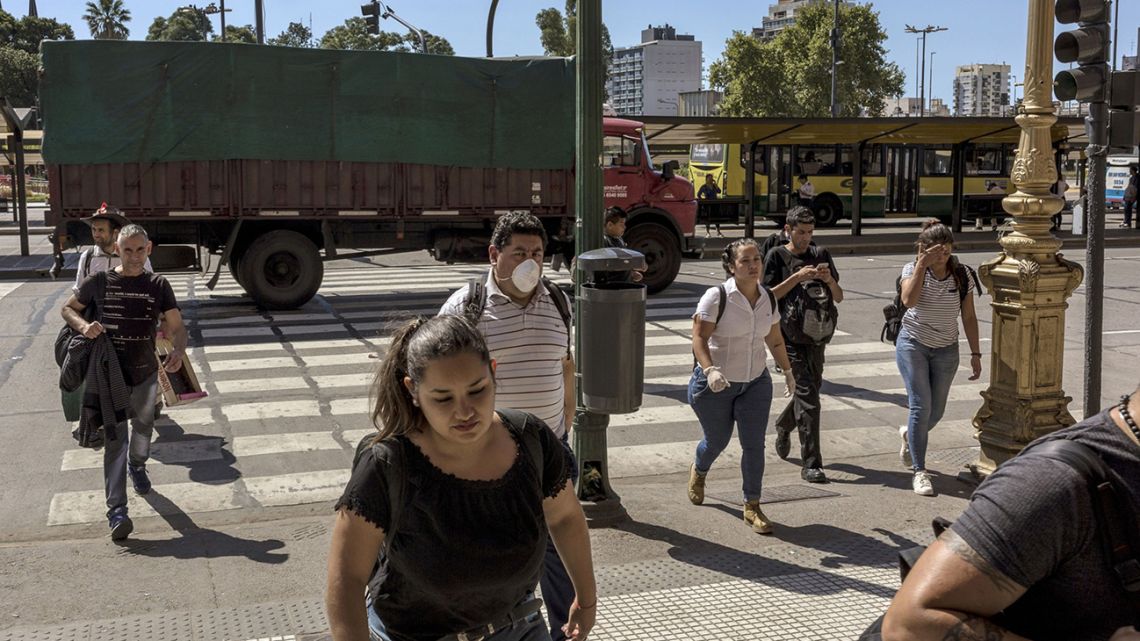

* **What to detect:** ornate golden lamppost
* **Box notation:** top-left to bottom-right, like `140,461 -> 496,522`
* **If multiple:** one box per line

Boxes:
969,0 -> 1085,477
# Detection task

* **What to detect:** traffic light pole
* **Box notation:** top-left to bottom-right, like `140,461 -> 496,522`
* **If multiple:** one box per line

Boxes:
1083,101 -> 1107,416
572,0 -> 627,527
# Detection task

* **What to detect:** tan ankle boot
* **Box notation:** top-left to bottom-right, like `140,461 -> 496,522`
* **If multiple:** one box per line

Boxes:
687,464 -> 706,505
744,500 -> 773,534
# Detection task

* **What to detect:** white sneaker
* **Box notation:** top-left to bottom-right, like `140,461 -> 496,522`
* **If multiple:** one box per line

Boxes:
913,471 -> 935,496
899,426 -> 912,468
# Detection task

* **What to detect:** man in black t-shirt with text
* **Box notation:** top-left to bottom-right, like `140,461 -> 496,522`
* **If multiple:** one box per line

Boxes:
62,224 -> 188,540
763,206 -> 843,484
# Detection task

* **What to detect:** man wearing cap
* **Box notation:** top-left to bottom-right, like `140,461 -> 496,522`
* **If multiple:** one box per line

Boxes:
62,205 -> 156,433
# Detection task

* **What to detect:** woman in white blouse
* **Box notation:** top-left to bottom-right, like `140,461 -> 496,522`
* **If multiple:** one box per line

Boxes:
687,238 -> 795,534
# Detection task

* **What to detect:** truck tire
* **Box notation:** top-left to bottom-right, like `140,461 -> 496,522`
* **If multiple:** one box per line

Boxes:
240,230 -> 323,309
625,221 -> 681,295
811,194 -> 843,227
227,248 -> 245,287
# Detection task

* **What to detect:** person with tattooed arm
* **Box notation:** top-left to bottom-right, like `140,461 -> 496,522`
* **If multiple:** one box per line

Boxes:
881,383 -> 1140,641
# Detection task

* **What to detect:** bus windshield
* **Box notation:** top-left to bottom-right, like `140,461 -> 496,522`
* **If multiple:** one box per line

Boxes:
691,144 -> 726,165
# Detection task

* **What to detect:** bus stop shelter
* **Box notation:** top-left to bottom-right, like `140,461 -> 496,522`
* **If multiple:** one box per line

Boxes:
638,115 -> 1088,236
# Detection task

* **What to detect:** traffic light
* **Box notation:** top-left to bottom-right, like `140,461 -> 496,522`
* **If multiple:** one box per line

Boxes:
361,1 -> 381,35
1053,0 -> 1110,103
1109,70 -> 1140,152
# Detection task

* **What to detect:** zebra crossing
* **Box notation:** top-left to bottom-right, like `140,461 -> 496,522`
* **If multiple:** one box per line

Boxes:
46,263 -> 984,528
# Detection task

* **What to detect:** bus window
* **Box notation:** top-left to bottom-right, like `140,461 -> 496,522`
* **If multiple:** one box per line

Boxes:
967,145 -> 1004,175
690,144 -> 725,165
738,146 -> 766,173
861,146 -> 884,176
923,147 -> 953,176
604,135 -> 640,168
797,145 -> 836,175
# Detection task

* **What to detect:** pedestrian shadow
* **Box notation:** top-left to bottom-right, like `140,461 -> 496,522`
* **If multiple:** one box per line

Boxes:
704,504 -> 925,571
114,490 -> 288,564
642,383 -> 688,403
615,517 -> 898,600
821,381 -> 908,408
152,420 -> 241,485
824,462 -> 974,499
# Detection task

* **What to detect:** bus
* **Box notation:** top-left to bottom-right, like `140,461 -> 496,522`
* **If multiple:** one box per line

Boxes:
688,140 -> 1017,227
1106,153 -> 1138,208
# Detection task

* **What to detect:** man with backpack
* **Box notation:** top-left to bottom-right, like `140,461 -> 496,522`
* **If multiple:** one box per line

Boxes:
438,211 -> 577,641
880,383 -> 1140,641
763,206 -> 843,484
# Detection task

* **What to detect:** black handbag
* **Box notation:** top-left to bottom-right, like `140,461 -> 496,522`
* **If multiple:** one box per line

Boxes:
55,272 -> 106,368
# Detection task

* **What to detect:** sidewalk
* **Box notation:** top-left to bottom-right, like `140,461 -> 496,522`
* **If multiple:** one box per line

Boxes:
0,445 -> 975,641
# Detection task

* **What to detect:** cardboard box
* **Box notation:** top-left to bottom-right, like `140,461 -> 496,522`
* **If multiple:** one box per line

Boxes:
155,335 -> 208,407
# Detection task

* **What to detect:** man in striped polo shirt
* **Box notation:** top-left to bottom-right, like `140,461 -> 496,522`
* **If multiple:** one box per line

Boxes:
439,211 -> 577,641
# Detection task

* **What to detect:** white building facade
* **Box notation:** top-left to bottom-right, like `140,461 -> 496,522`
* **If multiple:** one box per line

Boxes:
751,0 -> 852,40
953,63 -> 1011,116
606,25 -> 702,116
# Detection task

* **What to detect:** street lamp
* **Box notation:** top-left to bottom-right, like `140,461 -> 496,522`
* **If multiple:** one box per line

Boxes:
928,51 -> 937,109
905,24 -> 948,117
177,2 -> 231,41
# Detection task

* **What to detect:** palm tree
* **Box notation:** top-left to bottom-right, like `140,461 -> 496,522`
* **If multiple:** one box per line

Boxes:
83,0 -> 131,40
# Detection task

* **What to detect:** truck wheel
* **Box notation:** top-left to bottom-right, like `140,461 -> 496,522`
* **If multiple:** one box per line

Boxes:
241,230 -> 323,309
227,248 -> 245,287
625,222 -> 681,295
811,195 -> 843,227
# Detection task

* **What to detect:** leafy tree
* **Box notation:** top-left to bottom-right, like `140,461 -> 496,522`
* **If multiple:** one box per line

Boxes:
268,21 -> 312,48
146,8 -> 212,42
536,1 -> 612,93
318,17 -> 453,55
0,13 -> 74,54
214,24 -> 257,44
709,2 -> 905,117
83,0 -> 131,40
0,45 -> 38,107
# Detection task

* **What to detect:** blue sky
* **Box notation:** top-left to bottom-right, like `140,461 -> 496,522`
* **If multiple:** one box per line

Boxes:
20,0 -> 1140,105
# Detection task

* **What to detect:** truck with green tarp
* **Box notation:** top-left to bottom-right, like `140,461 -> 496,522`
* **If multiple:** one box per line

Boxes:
41,40 -> 697,308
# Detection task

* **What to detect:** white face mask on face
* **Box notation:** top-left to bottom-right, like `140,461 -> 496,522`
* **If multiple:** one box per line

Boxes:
503,258 -> 541,294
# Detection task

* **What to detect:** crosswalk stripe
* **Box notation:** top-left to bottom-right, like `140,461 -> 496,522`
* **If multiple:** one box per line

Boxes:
214,373 -> 369,394
608,419 -> 975,479
61,431 -> 348,472
645,361 -> 966,385
244,469 -> 350,507
225,399 -> 323,422
0,282 -> 21,301
48,481 -> 241,526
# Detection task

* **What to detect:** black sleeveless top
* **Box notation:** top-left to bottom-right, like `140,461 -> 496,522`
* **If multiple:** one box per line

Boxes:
334,410 -> 571,641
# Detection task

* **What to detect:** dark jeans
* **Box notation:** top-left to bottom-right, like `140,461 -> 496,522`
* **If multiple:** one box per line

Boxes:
775,342 -> 827,470
104,373 -> 158,515
542,434 -> 579,641
1125,200 -> 1135,227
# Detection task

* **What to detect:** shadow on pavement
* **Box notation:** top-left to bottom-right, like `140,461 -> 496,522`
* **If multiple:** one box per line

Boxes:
114,490 -> 288,564
821,381 -> 908,408
615,517 -> 898,600
824,462 -> 974,500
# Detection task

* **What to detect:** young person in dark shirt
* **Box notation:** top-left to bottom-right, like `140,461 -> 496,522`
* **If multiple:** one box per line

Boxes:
62,224 -> 187,540
326,315 -> 597,641
883,383 -> 1140,641
762,207 -> 843,484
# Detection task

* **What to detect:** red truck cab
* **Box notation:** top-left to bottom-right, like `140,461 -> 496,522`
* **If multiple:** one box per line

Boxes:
603,117 -> 697,293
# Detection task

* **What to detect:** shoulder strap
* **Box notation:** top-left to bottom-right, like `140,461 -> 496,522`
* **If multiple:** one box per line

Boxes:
462,271 -> 489,325
497,408 -> 545,474
715,284 -> 727,325
542,277 -> 573,354
1024,439 -> 1140,622
80,249 -> 94,281
762,285 -> 776,316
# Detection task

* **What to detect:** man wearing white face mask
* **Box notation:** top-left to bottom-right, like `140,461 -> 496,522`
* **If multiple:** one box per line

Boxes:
439,211 -> 578,641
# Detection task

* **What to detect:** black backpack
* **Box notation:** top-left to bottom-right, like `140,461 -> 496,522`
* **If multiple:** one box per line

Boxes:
881,260 -> 983,344
462,269 -> 573,356
857,437 -> 1140,639
774,246 -> 838,345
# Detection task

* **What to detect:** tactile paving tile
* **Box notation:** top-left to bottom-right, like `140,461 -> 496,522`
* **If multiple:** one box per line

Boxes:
929,445 -> 982,469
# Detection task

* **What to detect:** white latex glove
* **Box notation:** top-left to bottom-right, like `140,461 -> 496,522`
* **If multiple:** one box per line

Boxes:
783,370 -> 796,398
705,366 -> 729,393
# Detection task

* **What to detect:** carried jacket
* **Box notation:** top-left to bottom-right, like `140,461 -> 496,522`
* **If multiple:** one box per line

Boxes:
75,333 -> 130,448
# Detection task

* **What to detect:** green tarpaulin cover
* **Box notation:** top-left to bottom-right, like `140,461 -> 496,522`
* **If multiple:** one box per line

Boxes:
41,41 -> 575,170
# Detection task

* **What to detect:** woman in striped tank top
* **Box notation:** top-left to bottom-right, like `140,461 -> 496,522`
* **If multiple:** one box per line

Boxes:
895,221 -> 983,497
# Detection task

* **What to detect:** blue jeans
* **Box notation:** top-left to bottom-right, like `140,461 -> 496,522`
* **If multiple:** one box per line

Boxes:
688,367 -> 774,501
895,328 -> 960,472
367,594 -> 550,641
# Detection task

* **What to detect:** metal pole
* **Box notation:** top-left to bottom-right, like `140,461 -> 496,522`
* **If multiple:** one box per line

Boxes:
929,51 -> 936,106
572,0 -> 626,526
220,0 -> 226,41
8,134 -> 28,256
486,0 -> 499,57
745,142 -> 756,238
1084,100 -> 1107,416
830,0 -> 840,117
255,0 -> 264,44
851,142 -> 864,236
919,33 -> 927,117
915,38 -> 920,105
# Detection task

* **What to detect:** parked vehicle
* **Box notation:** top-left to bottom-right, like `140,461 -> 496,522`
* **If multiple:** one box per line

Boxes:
42,41 -> 696,308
